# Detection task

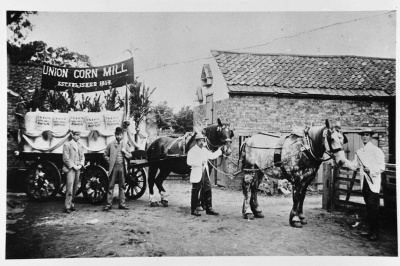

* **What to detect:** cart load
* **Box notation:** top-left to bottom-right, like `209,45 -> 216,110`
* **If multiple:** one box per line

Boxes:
20,109 -> 130,153
14,57 -> 148,204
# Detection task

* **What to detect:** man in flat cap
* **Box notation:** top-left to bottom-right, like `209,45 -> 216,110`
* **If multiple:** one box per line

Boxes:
62,130 -> 85,214
103,126 -> 132,211
344,128 -> 385,241
187,133 -> 223,217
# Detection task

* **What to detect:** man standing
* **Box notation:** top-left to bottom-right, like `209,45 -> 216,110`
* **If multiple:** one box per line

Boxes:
345,128 -> 385,241
103,127 -> 132,211
62,130 -> 85,214
187,133 -> 222,216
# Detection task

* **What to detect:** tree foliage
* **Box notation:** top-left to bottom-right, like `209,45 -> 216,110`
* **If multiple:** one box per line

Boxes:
25,88 -> 76,113
151,102 -> 193,133
172,106 -> 193,133
7,11 -> 37,45
152,101 -> 175,130
8,40 -> 92,67
125,80 -> 156,131
104,88 -> 121,111
77,94 -> 102,112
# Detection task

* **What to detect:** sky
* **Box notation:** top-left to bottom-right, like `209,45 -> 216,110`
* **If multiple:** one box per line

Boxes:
4,1 -> 397,113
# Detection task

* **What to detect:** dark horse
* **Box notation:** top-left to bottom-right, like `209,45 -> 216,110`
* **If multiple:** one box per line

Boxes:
239,120 -> 348,227
146,118 -> 234,206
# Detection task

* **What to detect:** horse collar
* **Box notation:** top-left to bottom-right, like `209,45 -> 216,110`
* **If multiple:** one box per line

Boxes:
302,128 -> 325,163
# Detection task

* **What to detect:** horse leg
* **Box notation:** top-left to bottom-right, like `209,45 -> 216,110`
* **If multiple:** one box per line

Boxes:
242,169 -> 255,219
297,175 -> 316,225
250,169 -> 264,218
155,167 -> 171,207
148,166 -> 159,207
290,180 -> 303,228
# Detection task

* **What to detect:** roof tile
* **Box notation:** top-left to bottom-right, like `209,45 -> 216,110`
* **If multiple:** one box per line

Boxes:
212,50 -> 395,97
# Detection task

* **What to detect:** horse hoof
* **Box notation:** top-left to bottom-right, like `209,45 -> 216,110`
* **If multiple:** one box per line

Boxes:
150,202 -> 159,207
244,214 -> 254,220
300,219 -> 307,225
160,200 -> 168,207
290,221 -> 303,228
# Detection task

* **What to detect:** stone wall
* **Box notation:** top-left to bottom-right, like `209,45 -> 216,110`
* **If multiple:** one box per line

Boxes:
194,95 -> 390,161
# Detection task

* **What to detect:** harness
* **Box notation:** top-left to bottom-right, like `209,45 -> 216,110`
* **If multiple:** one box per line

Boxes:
273,134 -> 292,180
166,132 -> 193,155
241,127 -> 339,178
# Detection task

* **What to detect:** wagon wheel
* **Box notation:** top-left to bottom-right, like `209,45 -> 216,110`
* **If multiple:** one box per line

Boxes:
58,173 -> 82,197
125,165 -> 147,199
25,160 -> 61,201
80,165 -> 108,204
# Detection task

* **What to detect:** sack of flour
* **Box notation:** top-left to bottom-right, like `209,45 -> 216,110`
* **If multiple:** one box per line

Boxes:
69,112 -> 87,132
24,110 -> 37,132
86,112 -> 105,131
35,111 -> 54,131
104,111 -> 123,132
52,112 -> 70,133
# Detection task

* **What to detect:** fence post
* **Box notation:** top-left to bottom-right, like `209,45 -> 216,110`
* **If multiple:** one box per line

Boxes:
330,164 -> 339,211
322,162 -> 332,211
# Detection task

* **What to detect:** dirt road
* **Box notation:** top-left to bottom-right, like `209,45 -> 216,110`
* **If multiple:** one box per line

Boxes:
6,180 -> 398,258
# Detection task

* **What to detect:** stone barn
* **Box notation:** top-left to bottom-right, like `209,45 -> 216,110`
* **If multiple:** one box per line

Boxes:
193,50 -> 395,188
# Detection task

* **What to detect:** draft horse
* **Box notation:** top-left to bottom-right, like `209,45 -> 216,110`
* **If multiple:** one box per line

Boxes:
146,118 -> 234,207
239,119 -> 348,227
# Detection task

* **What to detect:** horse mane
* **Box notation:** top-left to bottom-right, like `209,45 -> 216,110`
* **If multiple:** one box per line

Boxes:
307,125 -> 326,158
204,124 -> 221,151
185,132 -> 196,151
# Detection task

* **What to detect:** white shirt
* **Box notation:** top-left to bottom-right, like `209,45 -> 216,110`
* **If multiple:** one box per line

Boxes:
345,141 -> 385,193
187,145 -> 222,183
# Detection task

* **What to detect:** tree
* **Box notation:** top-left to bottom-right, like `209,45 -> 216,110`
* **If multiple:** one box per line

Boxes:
123,80 -> 156,132
7,11 -> 37,45
8,40 -> 92,67
172,106 -> 193,133
152,101 -> 175,130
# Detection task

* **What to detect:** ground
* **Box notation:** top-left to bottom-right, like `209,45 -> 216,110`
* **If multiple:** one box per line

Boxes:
5,180 -> 398,259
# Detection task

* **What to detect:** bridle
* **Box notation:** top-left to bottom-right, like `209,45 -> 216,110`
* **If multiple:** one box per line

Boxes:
304,127 -> 343,163
205,124 -> 233,154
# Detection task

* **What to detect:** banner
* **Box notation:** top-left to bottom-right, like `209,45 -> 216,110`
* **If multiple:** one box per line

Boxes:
41,58 -> 134,92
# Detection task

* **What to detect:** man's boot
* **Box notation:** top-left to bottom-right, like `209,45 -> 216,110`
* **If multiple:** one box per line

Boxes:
205,190 -> 219,215
191,188 -> 201,216
369,217 -> 379,241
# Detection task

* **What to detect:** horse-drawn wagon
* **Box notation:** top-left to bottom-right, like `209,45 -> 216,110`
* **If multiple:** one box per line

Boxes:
13,57 -> 150,204
15,109 -> 148,204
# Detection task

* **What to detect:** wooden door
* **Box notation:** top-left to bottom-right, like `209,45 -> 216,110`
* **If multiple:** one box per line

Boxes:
205,94 -> 213,125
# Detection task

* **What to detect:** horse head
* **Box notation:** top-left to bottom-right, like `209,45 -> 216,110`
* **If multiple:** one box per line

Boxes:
323,119 -> 348,166
203,118 -> 234,156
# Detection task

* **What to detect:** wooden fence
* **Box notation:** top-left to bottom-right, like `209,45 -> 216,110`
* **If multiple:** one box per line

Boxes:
322,162 -> 396,212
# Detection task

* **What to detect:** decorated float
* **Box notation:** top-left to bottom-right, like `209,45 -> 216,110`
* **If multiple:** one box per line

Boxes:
16,58 -> 148,203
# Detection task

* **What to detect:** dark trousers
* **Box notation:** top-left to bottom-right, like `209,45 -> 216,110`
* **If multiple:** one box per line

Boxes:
191,171 -> 212,211
362,177 -> 380,236
106,162 -> 126,207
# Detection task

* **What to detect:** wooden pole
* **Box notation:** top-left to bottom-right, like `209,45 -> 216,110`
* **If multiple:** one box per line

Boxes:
322,162 -> 332,211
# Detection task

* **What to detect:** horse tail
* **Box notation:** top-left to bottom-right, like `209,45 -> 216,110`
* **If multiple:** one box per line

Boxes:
238,141 -> 247,171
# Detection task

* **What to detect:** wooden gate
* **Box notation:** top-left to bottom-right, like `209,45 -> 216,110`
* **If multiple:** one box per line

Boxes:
322,162 -> 396,212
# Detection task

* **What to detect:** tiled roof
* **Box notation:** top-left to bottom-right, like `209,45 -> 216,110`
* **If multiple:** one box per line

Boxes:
8,62 -> 43,98
211,50 -> 396,97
